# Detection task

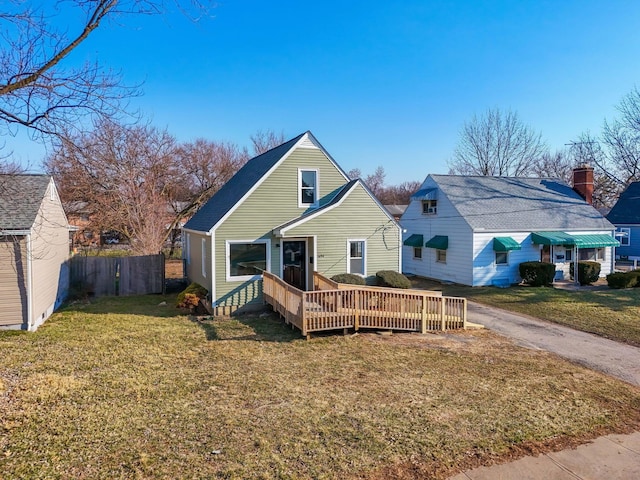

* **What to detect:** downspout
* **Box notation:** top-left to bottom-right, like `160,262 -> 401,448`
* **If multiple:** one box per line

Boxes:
208,231 -> 215,308
574,245 -> 579,286
26,233 -> 34,330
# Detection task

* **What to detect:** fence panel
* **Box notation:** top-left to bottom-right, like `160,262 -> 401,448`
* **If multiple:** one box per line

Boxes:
119,255 -> 165,295
70,254 -> 164,297
70,256 -> 117,296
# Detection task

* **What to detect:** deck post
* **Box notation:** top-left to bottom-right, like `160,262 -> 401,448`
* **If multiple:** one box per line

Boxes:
354,290 -> 360,331
440,298 -> 446,331
463,299 -> 467,329
301,291 -> 307,337
421,294 -> 427,334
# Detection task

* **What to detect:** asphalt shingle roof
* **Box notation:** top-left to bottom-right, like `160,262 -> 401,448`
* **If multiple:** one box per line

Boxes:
184,133 -> 306,232
0,174 -> 51,230
607,182 -> 640,224
431,174 -> 613,231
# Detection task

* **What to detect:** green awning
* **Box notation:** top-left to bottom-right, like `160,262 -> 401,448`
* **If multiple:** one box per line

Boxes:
532,231 -> 619,248
403,234 -> 424,247
425,235 -> 448,250
571,234 -> 620,248
493,237 -> 522,252
531,231 -> 576,246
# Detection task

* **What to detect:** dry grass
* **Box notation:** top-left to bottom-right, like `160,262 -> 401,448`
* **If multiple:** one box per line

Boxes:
1,296 -> 639,479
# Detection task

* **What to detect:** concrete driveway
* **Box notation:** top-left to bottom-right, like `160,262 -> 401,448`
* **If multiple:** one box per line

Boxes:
467,301 -> 640,387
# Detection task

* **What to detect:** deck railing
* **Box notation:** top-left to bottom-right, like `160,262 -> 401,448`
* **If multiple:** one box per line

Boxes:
263,272 -> 467,339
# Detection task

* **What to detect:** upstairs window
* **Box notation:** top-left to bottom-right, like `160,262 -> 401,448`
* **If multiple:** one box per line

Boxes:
422,200 -> 437,215
299,169 -> 318,207
616,227 -> 631,246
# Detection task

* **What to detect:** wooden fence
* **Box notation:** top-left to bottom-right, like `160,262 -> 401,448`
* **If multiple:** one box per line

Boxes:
70,254 -> 165,296
263,271 -> 466,339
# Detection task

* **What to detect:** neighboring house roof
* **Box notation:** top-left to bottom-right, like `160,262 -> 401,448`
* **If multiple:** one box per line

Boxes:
384,204 -> 408,217
607,181 -> 640,224
0,174 -> 52,231
430,174 -> 613,231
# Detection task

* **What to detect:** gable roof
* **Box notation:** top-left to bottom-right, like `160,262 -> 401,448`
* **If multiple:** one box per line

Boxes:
607,181 -> 640,224
184,131 -> 353,233
0,174 -> 52,231
273,179 -> 397,235
430,174 -> 613,231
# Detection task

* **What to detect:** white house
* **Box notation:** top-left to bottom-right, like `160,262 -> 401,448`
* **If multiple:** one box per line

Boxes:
401,167 -> 618,286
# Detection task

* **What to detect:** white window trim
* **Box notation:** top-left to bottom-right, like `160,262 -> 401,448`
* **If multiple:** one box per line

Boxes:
298,168 -> 319,208
495,251 -> 509,266
201,238 -> 207,277
346,239 -> 366,276
618,227 -> 631,246
421,199 -> 437,215
185,233 -> 191,265
226,239 -> 271,282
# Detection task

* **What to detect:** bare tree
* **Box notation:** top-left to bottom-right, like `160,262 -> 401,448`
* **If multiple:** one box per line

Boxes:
0,0 -> 213,168
377,181 -> 422,205
250,130 -> 286,155
601,87 -> 640,185
449,108 -> 547,176
45,119 -> 180,255
363,166 -> 386,199
531,150 -> 574,183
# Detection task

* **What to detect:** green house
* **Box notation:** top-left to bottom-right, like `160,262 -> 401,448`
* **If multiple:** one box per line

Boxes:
183,131 -> 402,314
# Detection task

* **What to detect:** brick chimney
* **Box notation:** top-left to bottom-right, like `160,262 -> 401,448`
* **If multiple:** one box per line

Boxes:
573,165 -> 594,204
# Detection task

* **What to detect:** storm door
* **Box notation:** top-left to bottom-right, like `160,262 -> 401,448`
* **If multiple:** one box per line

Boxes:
282,240 -> 307,290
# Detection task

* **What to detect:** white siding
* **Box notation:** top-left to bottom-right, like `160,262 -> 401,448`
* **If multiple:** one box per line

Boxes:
472,230 -> 615,286
400,177 -> 474,285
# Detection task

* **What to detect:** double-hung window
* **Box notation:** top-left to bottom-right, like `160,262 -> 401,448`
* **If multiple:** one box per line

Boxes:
348,240 -> 365,275
617,227 -> 631,246
299,169 -> 318,208
227,240 -> 270,281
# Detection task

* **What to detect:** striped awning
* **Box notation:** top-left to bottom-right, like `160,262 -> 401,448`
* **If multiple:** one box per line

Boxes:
493,237 -> 522,252
425,235 -> 448,250
531,232 -> 576,245
532,232 -> 619,248
403,234 -> 424,247
571,234 -> 619,248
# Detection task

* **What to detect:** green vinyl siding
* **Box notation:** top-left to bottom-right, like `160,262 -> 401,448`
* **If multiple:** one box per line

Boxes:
284,184 -> 400,281
214,146 -> 350,307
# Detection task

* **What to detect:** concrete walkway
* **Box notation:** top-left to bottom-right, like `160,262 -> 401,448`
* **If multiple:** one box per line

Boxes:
450,431 -> 640,480
467,301 -> 640,387
448,302 -> 640,479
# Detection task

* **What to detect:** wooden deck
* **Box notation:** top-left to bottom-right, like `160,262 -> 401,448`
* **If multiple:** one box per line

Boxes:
263,271 -> 467,339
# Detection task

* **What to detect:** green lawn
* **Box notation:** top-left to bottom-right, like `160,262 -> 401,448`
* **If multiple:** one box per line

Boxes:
1,295 -> 639,479
411,277 -> 640,348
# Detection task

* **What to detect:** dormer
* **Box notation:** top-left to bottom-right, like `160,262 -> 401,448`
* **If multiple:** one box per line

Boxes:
412,187 -> 438,215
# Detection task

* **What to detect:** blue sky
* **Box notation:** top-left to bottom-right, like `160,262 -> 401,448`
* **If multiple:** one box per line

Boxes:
11,0 -> 640,185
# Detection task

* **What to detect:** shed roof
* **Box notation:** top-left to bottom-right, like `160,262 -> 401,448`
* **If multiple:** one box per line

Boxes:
0,174 -> 52,231
430,175 -> 613,232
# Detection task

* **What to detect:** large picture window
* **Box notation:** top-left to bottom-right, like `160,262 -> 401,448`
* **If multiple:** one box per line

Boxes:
348,240 -> 365,275
227,240 -> 270,280
579,247 -> 604,261
299,169 -> 318,207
